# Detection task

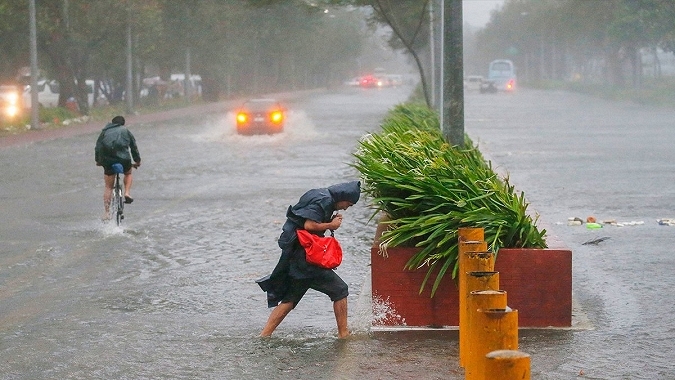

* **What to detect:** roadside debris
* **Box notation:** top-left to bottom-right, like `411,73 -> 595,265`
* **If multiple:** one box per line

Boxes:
567,217 -> 583,226
657,219 -> 675,226
565,217 -> 646,227
582,236 -> 611,245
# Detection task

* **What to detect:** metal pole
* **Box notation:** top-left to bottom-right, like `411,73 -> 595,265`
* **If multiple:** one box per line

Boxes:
433,0 -> 443,114
438,0 -> 444,127
429,1 -> 435,108
29,0 -> 40,130
185,47 -> 192,103
125,6 -> 134,115
442,0 -> 464,145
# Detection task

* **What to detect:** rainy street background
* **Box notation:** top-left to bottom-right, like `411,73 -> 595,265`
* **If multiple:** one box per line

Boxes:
2,84 -> 675,379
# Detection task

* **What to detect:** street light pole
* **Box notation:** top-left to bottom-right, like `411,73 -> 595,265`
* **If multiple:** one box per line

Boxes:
29,0 -> 40,130
442,0 -> 464,146
125,6 -> 134,115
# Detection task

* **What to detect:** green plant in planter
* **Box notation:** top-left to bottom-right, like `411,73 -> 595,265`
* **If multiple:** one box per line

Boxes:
352,103 -> 547,296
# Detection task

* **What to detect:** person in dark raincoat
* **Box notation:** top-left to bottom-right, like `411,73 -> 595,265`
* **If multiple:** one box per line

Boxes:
258,181 -> 361,338
94,116 -> 141,219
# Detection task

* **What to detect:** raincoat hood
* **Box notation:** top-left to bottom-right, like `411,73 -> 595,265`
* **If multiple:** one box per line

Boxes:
328,181 -> 361,204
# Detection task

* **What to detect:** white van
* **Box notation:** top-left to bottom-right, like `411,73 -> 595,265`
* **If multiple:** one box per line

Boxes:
23,79 -> 101,109
23,80 -> 60,108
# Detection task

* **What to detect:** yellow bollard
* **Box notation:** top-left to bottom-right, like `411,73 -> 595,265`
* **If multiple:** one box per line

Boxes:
458,227 -> 484,242
484,350 -> 531,380
458,251 -> 494,367
466,308 -> 519,380
466,271 -> 500,294
465,290 -> 507,379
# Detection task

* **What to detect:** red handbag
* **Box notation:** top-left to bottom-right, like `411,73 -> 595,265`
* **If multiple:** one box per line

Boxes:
296,229 -> 343,269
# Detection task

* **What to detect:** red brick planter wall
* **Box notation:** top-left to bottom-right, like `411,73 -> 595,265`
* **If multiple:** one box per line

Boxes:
495,248 -> 572,327
371,246 -> 460,327
371,244 -> 572,328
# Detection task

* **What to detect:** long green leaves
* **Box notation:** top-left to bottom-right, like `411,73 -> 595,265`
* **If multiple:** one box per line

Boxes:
352,103 -> 547,297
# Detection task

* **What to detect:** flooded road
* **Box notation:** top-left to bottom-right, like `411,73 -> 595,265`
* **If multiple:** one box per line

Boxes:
1,85 -> 674,379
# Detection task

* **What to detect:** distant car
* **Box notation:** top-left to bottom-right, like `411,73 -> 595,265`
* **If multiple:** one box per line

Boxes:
0,85 -> 22,121
382,74 -> 404,87
359,75 -> 382,88
344,77 -> 361,86
487,59 -> 517,92
480,81 -> 498,94
235,98 -> 285,135
464,75 -> 484,91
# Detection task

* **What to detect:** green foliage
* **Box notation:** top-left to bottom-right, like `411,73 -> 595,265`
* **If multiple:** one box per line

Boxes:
0,1 -> 368,102
473,0 -> 675,88
0,106 -> 79,136
352,103 -> 547,296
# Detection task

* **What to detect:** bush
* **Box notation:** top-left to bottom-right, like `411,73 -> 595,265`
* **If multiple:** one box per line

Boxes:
0,106 -> 80,133
352,103 -> 547,296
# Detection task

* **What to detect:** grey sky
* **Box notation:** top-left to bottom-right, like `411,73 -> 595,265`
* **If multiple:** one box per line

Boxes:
463,0 -> 504,27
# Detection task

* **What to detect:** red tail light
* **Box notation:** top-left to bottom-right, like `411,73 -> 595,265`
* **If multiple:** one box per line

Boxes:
236,112 -> 248,124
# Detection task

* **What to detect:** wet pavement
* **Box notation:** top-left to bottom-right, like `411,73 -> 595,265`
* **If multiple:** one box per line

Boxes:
1,86 -> 674,379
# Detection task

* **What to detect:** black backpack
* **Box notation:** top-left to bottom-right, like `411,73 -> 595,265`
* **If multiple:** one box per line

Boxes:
100,125 -> 127,156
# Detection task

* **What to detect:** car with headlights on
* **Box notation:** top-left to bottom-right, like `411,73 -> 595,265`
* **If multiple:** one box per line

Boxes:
235,98 -> 285,135
0,85 -> 23,122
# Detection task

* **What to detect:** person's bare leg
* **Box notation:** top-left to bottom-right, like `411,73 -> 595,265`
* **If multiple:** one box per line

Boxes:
103,174 -> 115,217
333,297 -> 349,339
260,302 -> 294,337
123,171 -> 133,198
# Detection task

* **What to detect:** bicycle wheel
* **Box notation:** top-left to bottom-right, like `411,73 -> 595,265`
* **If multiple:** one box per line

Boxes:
108,178 -> 118,222
115,174 -> 124,226
108,174 -> 123,225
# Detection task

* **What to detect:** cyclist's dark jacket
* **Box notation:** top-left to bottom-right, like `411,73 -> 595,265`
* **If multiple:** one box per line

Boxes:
95,122 -> 141,167
263,181 -> 361,307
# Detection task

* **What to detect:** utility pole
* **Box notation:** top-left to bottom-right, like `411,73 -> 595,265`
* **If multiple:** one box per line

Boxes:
442,0 -> 464,146
430,0 -> 443,113
185,47 -> 192,103
29,0 -> 40,130
125,6 -> 134,115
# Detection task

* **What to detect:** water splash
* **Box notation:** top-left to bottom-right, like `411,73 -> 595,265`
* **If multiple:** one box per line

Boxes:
371,295 -> 406,326
193,110 -> 319,144
98,219 -> 126,236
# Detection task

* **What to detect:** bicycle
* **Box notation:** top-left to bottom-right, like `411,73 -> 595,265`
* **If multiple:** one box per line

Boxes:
108,163 -> 126,225
107,163 -> 138,226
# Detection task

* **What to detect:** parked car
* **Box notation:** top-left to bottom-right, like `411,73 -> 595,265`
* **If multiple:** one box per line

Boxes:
21,79 -> 106,109
464,75 -> 484,91
22,80 -> 60,108
235,99 -> 285,135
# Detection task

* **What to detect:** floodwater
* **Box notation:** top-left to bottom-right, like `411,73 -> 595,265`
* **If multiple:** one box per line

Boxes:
1,85 -> 674,379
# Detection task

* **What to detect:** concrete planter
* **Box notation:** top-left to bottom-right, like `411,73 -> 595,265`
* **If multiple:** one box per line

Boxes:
371,228 -> 572,328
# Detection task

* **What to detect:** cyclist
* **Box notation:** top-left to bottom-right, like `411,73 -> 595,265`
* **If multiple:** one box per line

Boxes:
95,116 -> 141,220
